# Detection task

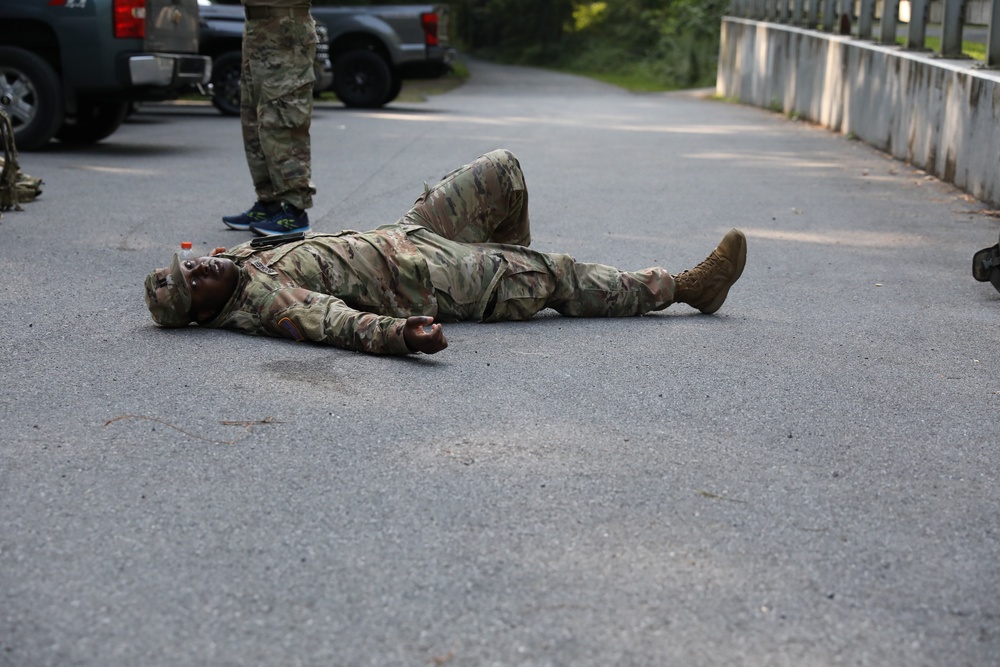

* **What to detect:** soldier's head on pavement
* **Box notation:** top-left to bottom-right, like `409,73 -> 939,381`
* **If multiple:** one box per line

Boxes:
144,253 -> 239,326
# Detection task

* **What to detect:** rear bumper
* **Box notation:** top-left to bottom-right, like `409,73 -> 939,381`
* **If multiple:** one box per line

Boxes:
129,53 -> 212,87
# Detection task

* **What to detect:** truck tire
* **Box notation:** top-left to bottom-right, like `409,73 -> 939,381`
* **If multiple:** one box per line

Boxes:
333,49 -> 391,109
210,50 -> 242,116
382,75 -> 402,106
55,99 -> 130,145
0,46 -> 64,151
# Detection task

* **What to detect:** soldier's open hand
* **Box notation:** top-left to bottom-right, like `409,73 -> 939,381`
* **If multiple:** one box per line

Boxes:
403,316 -> 448,354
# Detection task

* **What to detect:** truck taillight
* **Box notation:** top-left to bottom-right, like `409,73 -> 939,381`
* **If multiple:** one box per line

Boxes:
420,12 -> 439,47
114,0 -> 146,39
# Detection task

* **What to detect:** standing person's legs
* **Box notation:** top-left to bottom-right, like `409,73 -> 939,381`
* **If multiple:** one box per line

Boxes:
240,19 -> 274,203
250,14 -> 317,212
398,149 -> 531,246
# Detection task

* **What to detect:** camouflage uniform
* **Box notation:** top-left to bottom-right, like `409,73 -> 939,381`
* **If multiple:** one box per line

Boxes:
240,0 -> 317,211
200,150 -> 676,355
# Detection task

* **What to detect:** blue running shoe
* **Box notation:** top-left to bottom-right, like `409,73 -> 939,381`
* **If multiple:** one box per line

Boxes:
250,203 -> 311,236
222,201 -> 272,231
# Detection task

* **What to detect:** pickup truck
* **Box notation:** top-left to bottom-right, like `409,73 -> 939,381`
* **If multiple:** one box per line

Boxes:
313,2 -> 454,108
200,1 -> 453,110
0,0 -> 211,151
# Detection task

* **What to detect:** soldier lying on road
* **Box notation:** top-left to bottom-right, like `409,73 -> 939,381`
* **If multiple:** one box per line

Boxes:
144,150 -> 747,355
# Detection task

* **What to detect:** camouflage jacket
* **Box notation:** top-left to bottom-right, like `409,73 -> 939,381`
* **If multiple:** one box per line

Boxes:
206,225 -> 437,355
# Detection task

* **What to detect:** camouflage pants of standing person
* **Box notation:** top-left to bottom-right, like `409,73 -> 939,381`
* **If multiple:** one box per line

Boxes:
241,13 -> 317,211
397,149 -> 677,322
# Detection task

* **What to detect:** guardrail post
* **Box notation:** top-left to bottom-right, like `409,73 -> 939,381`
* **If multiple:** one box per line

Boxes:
880,0 -> 900,43
988,0 -> 1000,66
859,0 -> 876,37
907,0 -> 930,48
807,0 -> 820,27
939,0 -> 964,56
823,0 -> 837,30
779,0 -> 790,22
793,0 -> 806,24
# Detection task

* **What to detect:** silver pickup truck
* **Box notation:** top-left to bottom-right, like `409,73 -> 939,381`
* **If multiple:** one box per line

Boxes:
0,0 -> 210,150
313,2 -> 454,108
200,1 -> 453,110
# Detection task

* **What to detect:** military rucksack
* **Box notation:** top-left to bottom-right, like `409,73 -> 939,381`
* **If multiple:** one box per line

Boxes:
972,232 -> 1000,294
1,99 -> 43,215
0,156 -> 43,210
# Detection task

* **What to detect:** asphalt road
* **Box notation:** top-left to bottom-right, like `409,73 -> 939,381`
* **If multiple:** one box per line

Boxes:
1,58 -> 998,666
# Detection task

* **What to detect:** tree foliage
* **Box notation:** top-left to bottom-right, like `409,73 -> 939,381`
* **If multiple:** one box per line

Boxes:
332,0 -> 730,90
450,0 -> 730,89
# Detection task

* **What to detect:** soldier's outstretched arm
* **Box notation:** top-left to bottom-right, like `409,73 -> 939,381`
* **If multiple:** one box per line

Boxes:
403,316 -> 448,354
258,288 -> 415,355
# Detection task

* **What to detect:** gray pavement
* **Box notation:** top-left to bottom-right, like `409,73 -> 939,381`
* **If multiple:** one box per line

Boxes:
1,58 -> 998,666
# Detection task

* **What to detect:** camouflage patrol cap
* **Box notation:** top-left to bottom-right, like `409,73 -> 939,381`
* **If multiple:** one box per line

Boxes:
143,253 -> 193,327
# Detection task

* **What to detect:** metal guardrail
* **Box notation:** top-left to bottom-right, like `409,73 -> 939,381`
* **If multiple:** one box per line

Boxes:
728,0 -> 999,66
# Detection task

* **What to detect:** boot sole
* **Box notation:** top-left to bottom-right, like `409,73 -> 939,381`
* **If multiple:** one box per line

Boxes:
973,244 -> 999,281
700,228 -> 747,314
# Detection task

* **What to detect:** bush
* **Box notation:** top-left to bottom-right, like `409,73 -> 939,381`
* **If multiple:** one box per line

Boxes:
448,0 -> 729,91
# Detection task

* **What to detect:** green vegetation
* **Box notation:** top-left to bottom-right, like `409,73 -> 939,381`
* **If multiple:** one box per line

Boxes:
565,67 -> 681,93
448,0 -> 731,92
895,35 -> 987,60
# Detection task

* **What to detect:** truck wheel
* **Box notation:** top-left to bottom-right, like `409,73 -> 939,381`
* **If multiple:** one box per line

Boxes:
210,51 -> 242,116
333,50 -> 391,109
382,75 -> 402,106
0,46 -> 64,151
56,99 -> 130,144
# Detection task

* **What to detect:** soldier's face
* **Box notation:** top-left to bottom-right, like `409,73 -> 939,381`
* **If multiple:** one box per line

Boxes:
179,256 -> 239,323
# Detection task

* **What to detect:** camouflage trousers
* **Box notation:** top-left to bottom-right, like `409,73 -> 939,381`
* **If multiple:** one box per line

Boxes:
397,149 -> 676,322
240,14 -> 317,210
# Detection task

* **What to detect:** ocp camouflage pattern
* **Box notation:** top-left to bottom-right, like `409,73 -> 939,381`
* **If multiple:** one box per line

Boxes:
240,9 -> 317,210
203,150 -> 676,354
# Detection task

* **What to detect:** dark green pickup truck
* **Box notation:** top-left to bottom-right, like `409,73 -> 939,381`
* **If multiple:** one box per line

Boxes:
0,0 -> 211,150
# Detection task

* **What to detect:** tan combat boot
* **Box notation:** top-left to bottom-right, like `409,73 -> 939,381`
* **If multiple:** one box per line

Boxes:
673,228 -> 747,314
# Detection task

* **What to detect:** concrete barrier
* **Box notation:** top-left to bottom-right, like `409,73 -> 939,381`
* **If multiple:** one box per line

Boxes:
716,16 -> 1000,208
